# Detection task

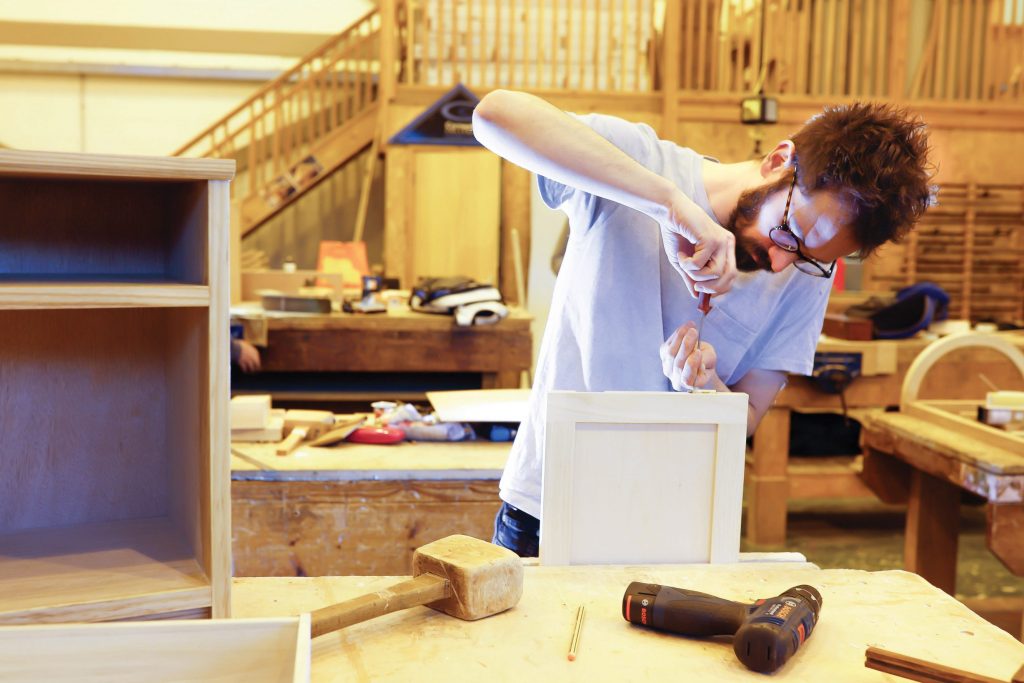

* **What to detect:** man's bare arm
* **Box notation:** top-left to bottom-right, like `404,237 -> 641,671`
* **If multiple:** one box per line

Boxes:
473,89 -> 736,295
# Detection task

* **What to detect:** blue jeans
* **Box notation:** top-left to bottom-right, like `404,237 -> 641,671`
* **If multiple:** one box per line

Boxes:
492,501 -> 539,558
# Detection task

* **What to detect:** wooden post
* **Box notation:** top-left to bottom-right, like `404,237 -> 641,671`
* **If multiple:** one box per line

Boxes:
747,407 -> 790,546
904,469 -> 960,595
379,0 -> 398,167
887,0 -> 911,99
661,0 -> 683,141
500,160 -> 532,307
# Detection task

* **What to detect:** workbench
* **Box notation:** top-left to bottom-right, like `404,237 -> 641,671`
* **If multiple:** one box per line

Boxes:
232,306 -> 533,402
859,410 -> 1024,595
231,563 -> 1024,682
748,333 -> 1024,546
231,441 -> 507,576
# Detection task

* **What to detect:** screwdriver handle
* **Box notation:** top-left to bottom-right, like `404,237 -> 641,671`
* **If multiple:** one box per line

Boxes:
697,292 -> 712,315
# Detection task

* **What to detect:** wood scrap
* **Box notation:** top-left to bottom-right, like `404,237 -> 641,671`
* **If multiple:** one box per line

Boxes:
276,410 -> 335,456
865,646 -> 1017,683
306,416 -> 367,447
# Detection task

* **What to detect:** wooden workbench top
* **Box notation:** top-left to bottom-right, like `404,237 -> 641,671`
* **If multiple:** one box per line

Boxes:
231,440 -> 510,481
232,303 -> 532,330
862,410 -> 1024,475
233,564 -> 1024,682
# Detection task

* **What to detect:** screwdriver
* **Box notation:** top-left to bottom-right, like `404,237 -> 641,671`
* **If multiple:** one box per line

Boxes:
691,292 -> 712,392
695,291 -> 712,350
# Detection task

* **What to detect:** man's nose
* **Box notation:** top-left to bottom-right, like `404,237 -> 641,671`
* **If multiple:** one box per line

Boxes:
769,246 -> 799,272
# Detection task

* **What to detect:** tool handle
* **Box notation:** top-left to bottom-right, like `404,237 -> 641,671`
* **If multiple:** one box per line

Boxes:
310,573 -> 450,637
623,582 -> 747,637
275,427 -> 307,456
697,292 -> 713,315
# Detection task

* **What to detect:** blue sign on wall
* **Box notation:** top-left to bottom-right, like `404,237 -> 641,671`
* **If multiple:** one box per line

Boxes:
389,83 -> 482,146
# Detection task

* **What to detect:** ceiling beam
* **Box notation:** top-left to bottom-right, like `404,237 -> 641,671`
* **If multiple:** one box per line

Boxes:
0,21 -> 335,57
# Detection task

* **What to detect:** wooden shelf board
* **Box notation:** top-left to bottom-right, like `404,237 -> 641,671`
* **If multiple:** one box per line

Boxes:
0,283 -> 210,309
0,149 -> 234,181
0,517 -> 211,623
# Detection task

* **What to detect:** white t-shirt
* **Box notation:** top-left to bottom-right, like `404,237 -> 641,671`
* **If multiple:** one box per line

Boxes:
499,113 -> 833,519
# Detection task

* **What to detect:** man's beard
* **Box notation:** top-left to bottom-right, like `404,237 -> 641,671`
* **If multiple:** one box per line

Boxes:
723,173 -> 795,273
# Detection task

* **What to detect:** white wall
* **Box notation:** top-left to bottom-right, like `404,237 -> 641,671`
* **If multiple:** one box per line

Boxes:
0,0 -> 374,33
0,0 -> 375,154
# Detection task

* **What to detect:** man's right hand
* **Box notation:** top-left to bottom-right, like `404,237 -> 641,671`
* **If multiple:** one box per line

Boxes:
661,191 -> 738,299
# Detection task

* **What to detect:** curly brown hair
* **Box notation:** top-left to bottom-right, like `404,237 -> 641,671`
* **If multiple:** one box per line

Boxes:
791,102 -> 935,256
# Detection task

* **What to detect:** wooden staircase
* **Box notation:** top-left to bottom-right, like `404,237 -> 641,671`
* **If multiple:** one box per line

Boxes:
172,8 -> 383,238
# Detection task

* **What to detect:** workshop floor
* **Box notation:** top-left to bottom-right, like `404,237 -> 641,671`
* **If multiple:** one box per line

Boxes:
741,498 -> 1024,639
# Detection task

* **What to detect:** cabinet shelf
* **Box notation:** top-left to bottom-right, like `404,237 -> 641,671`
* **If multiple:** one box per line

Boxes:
0,517 -> 211,624
0,282 -> 210,309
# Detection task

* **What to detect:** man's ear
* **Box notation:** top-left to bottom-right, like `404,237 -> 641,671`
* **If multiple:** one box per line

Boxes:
759,140 -> 795,179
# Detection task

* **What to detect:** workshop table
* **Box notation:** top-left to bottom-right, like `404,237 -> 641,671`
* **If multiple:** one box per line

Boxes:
232,563 -> 1024,682
233,306 -> 533,398
859,410 -> 1024,596
231,441 -> 508,576
748,333 -> 1024,546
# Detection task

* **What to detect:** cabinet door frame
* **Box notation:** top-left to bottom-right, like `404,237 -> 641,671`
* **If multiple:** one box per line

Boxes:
540,391 -> 748,566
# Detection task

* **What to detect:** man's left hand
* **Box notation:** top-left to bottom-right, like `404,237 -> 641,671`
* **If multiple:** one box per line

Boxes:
660,321 -> 718,390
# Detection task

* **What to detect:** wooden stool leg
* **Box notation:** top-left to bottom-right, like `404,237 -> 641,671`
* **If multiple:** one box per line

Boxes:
747,408 -> 790,546
904,469 -> 960,595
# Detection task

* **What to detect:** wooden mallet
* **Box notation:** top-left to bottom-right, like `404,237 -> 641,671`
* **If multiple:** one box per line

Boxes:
310,535 -> 524,638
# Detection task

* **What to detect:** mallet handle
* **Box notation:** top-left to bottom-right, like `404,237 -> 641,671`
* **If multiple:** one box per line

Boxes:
310,573 -> 451,637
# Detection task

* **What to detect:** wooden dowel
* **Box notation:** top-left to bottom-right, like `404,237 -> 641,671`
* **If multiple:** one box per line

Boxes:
496,0 -> 504,86
837,0 -> 849,94
968,0 -> 983,99
862,0 -> 875,94
635,0 -> 643,89
578,0 -> 586,89
876,0 -> 888,94
910,3 -> 941,99
865,646 -> 1010,683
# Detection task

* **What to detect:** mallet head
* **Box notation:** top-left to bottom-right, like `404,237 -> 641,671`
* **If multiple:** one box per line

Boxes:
413,535 -> 524,620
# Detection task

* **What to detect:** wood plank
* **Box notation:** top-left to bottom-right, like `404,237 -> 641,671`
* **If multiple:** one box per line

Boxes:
903,401 -> 1024,458
206,179 -> 232,618
0,617 -> 309,682
0,283 -> 210,309
0,150 -> 234,181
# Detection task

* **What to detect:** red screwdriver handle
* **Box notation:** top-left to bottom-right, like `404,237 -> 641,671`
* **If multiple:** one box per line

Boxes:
697,292 -> 712,315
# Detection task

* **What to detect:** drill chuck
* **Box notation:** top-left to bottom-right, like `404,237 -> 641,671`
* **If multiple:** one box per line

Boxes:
622,582 -> 822,674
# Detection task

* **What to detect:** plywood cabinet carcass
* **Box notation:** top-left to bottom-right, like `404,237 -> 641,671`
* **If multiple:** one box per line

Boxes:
0,149 -> 234,622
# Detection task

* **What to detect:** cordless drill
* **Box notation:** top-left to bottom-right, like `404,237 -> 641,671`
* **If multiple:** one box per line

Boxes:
622,582 -> 822,674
